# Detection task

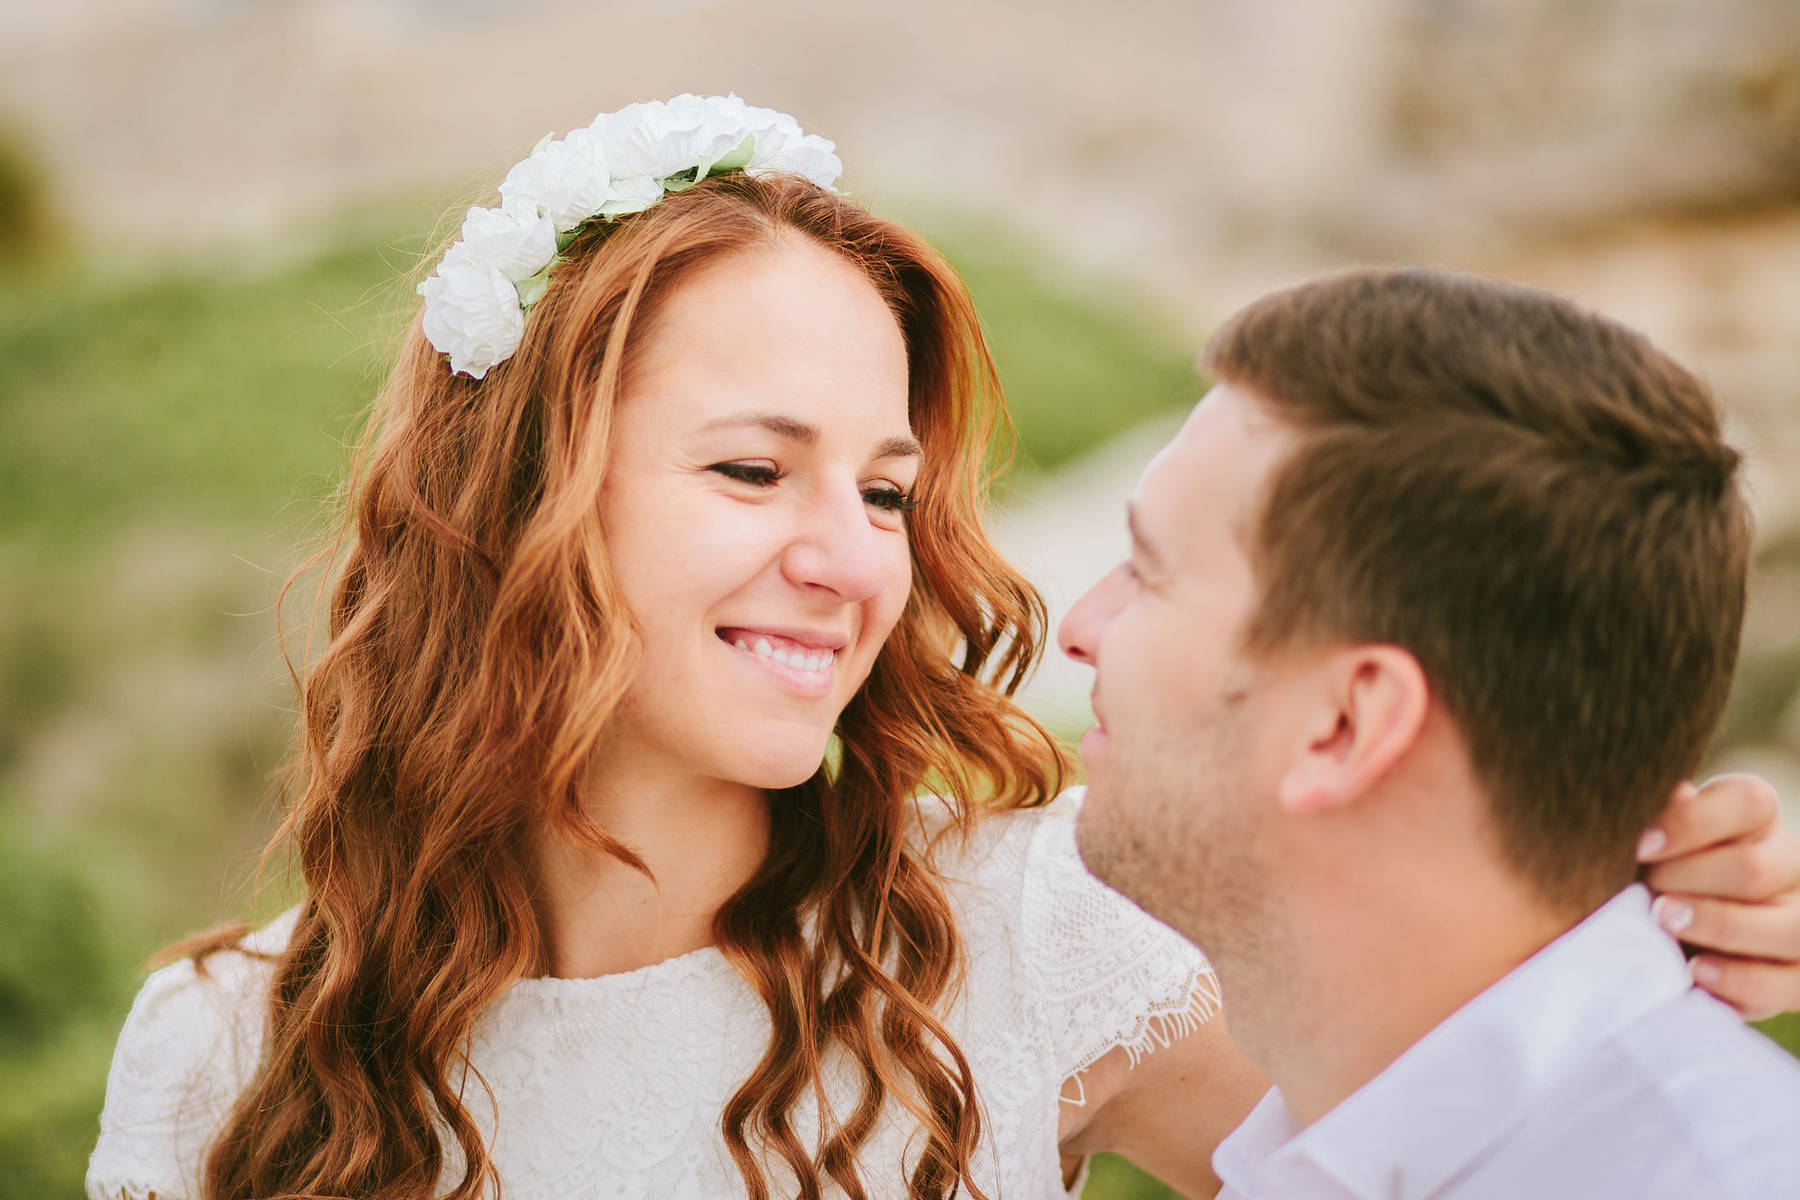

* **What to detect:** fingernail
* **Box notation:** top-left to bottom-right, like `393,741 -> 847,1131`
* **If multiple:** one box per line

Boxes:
1653,897 -> 1693,934
1691,959 -> 1721,986
1637,828 -> 1667,859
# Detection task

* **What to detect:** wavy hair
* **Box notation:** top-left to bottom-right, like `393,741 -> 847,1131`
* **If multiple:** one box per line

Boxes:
190,171 -> 1069,1200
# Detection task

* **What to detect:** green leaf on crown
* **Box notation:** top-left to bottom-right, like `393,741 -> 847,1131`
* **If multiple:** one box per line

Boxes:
706,134 -> 757,178
515,262 -> 555,309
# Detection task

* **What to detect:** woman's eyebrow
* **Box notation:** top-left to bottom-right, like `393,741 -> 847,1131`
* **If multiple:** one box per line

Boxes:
699,412 -> 819,444
697,411 -> 921,459
873,434 -> 923,460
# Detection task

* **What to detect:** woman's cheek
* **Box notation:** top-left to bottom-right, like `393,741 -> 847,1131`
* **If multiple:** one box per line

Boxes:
871,554 -> 914,641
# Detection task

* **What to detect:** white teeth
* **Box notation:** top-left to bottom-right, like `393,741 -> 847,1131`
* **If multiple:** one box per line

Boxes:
731,636 -> 836,673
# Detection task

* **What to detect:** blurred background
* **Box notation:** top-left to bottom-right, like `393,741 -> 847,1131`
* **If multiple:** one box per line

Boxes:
3,0 -> 1799,1195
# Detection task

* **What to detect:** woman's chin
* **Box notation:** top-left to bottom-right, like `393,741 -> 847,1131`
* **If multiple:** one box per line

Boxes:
762,756 -> 834,790
729,738 -> 833,791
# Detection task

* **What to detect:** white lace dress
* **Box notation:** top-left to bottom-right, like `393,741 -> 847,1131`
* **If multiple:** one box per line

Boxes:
87,788 -> 1219,1199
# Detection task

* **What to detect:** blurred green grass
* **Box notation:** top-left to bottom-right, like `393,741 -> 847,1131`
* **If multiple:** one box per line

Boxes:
0,211 -> 1200,1198
0,238 -> 403,551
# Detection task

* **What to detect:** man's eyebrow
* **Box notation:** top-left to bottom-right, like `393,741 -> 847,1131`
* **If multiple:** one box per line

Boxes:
697,411 -> 922,459
1126,502 -> 1166,573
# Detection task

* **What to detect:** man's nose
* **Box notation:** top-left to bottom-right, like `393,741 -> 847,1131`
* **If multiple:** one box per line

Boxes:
780,486 -> 893,603
1059,565 -> 1129,664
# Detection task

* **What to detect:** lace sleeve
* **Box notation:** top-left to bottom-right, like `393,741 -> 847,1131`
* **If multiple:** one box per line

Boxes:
1018,789 -> 1221,1103
85,918 -> 288,1200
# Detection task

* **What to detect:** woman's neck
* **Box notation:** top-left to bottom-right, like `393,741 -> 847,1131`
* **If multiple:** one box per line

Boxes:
531,749 -> 771,979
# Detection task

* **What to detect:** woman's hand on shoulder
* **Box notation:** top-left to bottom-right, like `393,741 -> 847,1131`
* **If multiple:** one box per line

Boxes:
1641,773 -> 1800,1020
1057,1007 -> 1268,1199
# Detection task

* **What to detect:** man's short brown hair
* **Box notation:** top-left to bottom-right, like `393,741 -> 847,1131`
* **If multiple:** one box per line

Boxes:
1203,267 -> 1752,911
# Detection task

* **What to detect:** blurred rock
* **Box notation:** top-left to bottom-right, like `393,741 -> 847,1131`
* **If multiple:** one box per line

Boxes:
1374,0 -> 1800,247
0,120 -> 53,262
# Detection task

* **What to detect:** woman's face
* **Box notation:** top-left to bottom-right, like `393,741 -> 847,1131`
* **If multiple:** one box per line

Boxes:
599,235 -> 918,790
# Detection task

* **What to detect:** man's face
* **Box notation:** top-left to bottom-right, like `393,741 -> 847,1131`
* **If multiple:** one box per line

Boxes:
1058,383 -> 1299,953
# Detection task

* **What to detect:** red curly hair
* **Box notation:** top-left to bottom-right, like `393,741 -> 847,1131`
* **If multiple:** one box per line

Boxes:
188,171 -> 1069,1200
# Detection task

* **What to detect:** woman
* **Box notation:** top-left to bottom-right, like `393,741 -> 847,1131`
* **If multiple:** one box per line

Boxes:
88,97 -> 1800,1200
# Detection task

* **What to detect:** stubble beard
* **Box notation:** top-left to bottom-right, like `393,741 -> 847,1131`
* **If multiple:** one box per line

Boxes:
1077,690 -> 1275,977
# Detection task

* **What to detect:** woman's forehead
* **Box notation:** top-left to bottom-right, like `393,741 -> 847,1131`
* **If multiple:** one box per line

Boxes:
624,242 -> 912,440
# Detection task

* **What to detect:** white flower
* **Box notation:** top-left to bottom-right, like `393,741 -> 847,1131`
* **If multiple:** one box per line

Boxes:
697,93 -> 752,129
726,100 -> 839,188
598,95 -> 746,182
498,126 -> 613,233
418,247 -> 526,379
596,174 -> 665,218
747,131 -> 843,189
737,101 -> 804,152
458,204 -> 557,283
419,96 -> 841,379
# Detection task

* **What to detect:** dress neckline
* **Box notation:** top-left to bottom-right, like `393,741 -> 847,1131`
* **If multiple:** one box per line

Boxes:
507,942 -> 731,999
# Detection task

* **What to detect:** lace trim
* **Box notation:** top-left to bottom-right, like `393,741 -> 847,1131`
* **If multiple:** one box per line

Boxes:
88,1183 -> 169,1200
1057,969 -> 1224,1107
1020,789 -> 1222,1106
1117,967 -> 1224,1069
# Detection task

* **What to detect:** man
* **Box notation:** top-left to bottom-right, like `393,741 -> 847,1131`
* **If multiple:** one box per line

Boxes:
1060,267 -> 1800,1198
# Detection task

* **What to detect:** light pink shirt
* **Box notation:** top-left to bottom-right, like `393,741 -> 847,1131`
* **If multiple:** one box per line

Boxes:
1213,884 -> 1800,1200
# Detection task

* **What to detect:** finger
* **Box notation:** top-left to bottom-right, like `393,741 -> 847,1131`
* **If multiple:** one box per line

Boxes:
1688,955 -> 1800,1023
1644,828 -> 1800,902
1638,774 -> 1780,863
1652,894 -> 1800,961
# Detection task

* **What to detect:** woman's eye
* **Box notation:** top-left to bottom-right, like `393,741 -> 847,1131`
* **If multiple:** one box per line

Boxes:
710,461 -> 782,487
863,484 -> 920,514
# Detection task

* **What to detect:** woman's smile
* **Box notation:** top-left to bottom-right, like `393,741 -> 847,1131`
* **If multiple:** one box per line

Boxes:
716,625 -> 846,697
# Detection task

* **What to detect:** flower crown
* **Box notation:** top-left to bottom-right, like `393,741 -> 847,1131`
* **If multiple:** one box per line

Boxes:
418,94 -> 843,379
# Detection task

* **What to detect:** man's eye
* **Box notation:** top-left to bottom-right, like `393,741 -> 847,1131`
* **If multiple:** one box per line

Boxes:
864,485 -> 920,514
710,462 -> 782,487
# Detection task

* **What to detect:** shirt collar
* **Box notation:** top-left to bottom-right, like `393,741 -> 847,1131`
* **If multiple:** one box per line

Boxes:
1213,884 -> 1694,1200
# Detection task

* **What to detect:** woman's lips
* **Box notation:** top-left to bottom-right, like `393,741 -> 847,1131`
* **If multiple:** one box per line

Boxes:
717,627 -> 839,695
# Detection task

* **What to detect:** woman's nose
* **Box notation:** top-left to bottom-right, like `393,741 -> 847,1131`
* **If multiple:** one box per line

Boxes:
780,486 -> 895,603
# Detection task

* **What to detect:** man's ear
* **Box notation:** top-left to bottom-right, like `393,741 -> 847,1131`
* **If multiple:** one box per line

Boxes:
1276,645 -> 1430,816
